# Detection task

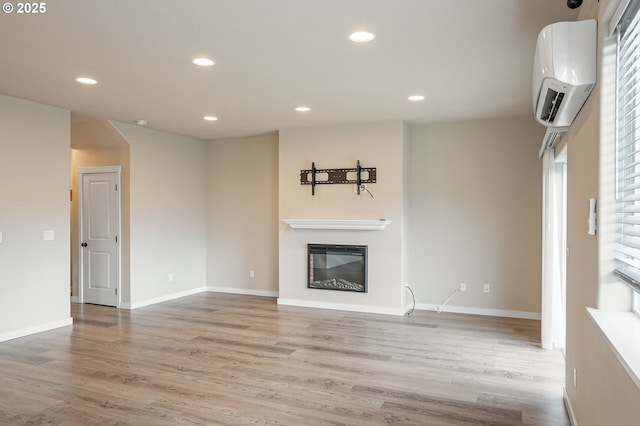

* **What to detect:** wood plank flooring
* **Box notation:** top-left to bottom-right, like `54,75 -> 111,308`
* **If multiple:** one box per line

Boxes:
0,293 -> 569,425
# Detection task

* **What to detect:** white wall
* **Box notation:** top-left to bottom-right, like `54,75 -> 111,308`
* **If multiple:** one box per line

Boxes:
278,121 -> 406,314
0,94 -> 71,339
111,122 -> 206,306
206,135 -> 279,295
408,117 -> 543,317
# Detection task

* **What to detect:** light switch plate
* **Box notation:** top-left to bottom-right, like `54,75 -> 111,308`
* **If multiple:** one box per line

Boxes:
44,230 -> 55,241
0,231 -> 2,244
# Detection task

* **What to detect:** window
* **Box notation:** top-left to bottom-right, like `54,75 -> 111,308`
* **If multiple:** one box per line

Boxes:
614,0 -> 640,313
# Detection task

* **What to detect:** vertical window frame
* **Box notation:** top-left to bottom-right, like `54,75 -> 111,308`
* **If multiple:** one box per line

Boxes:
614,0 -> 640,315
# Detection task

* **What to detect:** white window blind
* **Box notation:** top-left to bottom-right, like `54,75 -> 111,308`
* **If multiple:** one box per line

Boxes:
615,0 -> 640,293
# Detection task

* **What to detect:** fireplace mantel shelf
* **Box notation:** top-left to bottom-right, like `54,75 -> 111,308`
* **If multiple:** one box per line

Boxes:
282,219 -> 391,231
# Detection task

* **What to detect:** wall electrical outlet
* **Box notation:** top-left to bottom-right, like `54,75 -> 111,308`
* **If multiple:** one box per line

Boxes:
250,270 -> 255,278
168,273 -> 174,282
484,284 -> 491,293
460,283 -> 467,292
573,368 -> 577,387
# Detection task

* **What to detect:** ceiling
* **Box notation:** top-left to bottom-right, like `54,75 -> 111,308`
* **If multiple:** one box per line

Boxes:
0,0 -> 579,141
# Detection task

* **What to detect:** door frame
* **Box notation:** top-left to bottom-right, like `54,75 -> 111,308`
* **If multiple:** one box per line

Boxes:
555,146 -> 568,354
78,165 -> 122,307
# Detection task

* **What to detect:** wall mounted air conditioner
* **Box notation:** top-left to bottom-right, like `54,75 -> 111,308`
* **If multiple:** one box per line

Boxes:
532,19 -> 597,133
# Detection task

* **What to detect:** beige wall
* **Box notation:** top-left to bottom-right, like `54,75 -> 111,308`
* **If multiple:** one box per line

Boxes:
278,121 -> 406,314
563,1 -> 640,424
70,118 -> 131,304
408,117 -> 544,315
207,118 -> 544,318
206,135 -> 279,295
0,94 -> 71,337
111,122 -> 207,305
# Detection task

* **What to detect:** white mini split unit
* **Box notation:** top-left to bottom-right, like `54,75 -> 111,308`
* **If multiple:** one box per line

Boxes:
532,19 -> 597,156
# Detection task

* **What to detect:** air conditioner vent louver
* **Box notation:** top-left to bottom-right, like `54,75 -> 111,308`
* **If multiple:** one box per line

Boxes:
541,89 -> 565,124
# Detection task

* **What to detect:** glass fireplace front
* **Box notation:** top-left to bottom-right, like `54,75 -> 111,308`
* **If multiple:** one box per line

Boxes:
307,244 -> 367,292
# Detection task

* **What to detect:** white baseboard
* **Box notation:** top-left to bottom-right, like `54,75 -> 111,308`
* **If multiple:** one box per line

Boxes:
563,387 -> 578,426
207,286 -> 278,298
415,303 -> 541,320
121,287 -> 207,310
75,288 -> 538,320
277,298 -> 407,316
403,303 -> 416,315
0,317 -> 73,343
120,286 -> 279,310
70,296 -> 80,303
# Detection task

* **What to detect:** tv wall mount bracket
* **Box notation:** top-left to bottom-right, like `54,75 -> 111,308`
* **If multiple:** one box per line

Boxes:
300,160 -> 376,195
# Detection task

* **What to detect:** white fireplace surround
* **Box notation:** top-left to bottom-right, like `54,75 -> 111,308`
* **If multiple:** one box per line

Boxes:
282,219 -> 391,231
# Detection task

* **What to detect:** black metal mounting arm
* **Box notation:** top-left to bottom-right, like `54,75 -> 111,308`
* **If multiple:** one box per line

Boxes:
300,160 -> 377,195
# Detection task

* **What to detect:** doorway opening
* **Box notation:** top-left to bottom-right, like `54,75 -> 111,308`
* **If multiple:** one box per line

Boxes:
70,115 -> 130,309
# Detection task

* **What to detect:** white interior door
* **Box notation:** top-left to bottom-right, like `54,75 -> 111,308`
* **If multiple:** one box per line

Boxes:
80,169 -> 120,307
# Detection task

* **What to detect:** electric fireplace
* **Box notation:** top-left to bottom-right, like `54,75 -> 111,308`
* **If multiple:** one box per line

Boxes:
307,244 -> 367,292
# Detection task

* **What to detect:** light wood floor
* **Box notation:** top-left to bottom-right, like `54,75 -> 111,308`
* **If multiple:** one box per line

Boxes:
0,293 -> 569,425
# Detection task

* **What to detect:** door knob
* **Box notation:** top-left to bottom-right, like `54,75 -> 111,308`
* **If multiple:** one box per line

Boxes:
81,242 -> 88,247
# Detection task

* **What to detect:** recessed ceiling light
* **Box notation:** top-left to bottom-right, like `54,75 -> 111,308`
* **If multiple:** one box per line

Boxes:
408,95 -> 426,101
193,57 -> 215,67
203,116 -> 218,121
349,31 -> 376,43
295,106 -> 311,112
76,77 -> 97,85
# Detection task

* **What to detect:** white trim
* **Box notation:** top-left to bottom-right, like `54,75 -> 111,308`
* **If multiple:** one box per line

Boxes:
78,165 -> 122,174
122,287 -> 207,310
206,286 -> 278,298
586,307 -> 640,389
608,0 -> 630,35
563,387 -> 578,426
120,287 -> 280,310
0,317 -> 73,343
70,296 -> 80,303
415,303 -> 541,320
277,298 -> 407,316
404,302 -> 415,314
282,219 -> 391,231
77,286 -> 539,320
